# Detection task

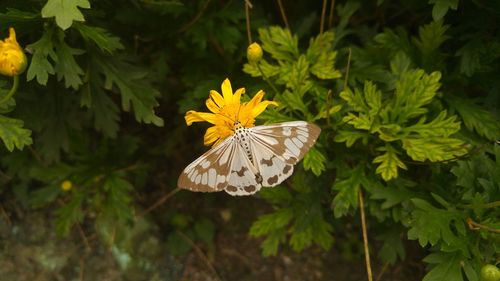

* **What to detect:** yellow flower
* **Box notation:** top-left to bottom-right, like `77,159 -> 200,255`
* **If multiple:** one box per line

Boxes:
61,180 -> 73,191
0,27 -> 27,77
185,78 -> 278,147
247,42 -> 263,64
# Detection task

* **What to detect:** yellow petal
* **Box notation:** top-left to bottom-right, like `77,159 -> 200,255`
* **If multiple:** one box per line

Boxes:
204,126 -> 219,146
209,90 -> 225,107
232,87 -> 245,104
246,90 -> 265,108
185,111 -> 217,125
206,98 -> 220,114
251,100 -> 279,118
221,78 -> 233,104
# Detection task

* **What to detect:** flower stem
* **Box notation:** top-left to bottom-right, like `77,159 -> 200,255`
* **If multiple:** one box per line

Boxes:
0,75 -> 19,105
256,63 -> 280,96
460,200 -> 500,209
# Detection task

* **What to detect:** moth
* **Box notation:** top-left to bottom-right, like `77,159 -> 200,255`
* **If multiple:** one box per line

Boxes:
178,121 -> 321,196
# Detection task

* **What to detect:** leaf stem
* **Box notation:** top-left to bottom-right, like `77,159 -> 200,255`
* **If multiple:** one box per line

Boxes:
466,218 -> 500,234
256,63 -> 280,96
140,187 -> 181,216
0,75 -> 20,105
460,200 -> 500,209
359,190 -> 374,281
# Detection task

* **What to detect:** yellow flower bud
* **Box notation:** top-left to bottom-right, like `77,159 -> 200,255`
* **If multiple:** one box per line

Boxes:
0,28 -> 27,77
61,180 -> 73,191
247,42 -> 263,64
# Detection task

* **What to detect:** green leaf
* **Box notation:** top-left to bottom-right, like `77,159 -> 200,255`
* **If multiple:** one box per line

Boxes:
402,136 -> 467,162
428,0 -> 459,21
413,21 -> 449,56
194,218 -> 215,245
0,115 -> 32,151
407,199 -> 467,251
334,129 -> 370,147
249,208 -> 293,237
279,90 -> 308,114
81,82 -> 120,138
332,165 -> 365,217
53,31 -> 85,89
259,186 -> 292,205
403,111 -> 461,137
307,31 -> 342,80
370,179 -> 416,209
303,146 -> 326,176
258,26 -> 299,62
74,23 -> 124,53
373,144 -> 407,181
447,96 -> 500,141
26,30 -> 57,85
56,192 -> 84,235
377,227 -> 406,264
41,0 -> 91,30
101,175 -> 133,222
260,229 -> 286,257
422,252 -> 464,281
95,56 -> 164,126
393,70 -> 441,122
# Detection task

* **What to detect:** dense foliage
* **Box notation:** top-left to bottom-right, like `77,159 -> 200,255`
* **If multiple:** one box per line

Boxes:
0,0 -> 499,280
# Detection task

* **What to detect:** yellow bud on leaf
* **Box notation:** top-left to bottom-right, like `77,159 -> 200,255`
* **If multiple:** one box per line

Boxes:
247,42 -> 263,64
0,28 -> 27,77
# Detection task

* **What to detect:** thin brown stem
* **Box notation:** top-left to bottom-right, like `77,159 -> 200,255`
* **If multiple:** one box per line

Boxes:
76,222 -> 91,251
320,0 -> 328,34
141,187 -> 181,216
467,218 -> 500,234
276,0 -> 290,30
359,190 -> 374,281
344,48 -> 352,90
177,230 -> 222,281
245,0 -> 253,44
328,0 -> 336,29
375,262 -> 389,281
178,0 -> 212,33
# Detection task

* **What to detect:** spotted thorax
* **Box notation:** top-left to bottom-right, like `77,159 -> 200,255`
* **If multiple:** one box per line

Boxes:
178,79 -> 320,196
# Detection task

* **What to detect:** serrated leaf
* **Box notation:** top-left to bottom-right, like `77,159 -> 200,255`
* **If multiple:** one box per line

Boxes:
95,56 -> 163,126
242,59 -> 281,78
307,32 -> 341,80
334,130 -> 369,147
74,23 -> 124,53
101,175 -> 133,222
373,144 -> 407,181
429,0 -> 458,21
258,26 -> 299,62
26,30 -> 57,85
402,136 -> 467,162
249,208 -> 293,237
0,115 -> 32,151
53,31 -> 85,89
259,186 -> 292,205
56,192 -> 84,235
393,70 -> 441,122
279,90 -> 308,114
303,146 -> 326,176
403,111 -> 461,137
41,0 -> 91,30
407,199 -> 467,251
260,229 -> 286,256
377,227 -> 406,264
332,165 -> 365,217
447,96 -> 500,141
371,180 -> 416,209
413,21 -> 449,56
422,252 -> 464,281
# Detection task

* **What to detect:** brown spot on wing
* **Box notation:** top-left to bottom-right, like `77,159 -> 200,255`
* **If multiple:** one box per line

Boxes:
283,165 -> 292,174
260,156 -> 275,167
226,185 -> 237,192
267,175 -> 279,185
244,185 -> 256,192
234,166 -> 248,177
